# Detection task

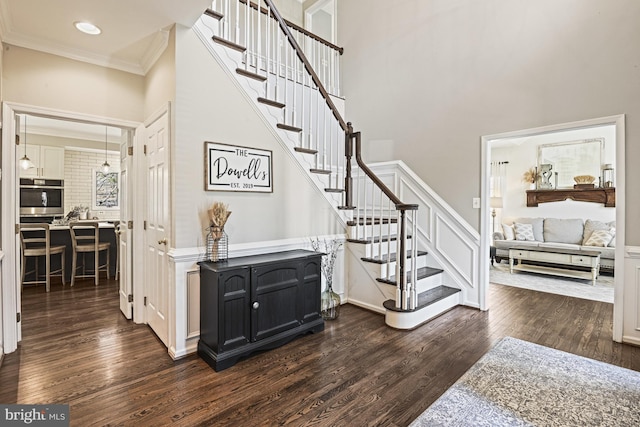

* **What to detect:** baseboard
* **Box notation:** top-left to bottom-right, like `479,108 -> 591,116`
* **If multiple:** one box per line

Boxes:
622,335 -> 640,347
346,300 -> 385,315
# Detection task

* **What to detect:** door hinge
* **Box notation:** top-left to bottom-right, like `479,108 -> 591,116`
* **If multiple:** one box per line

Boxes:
17,312 -> 21,323
127,220 -> 133,229
128,146 -> 134,156
128,294 -> 133,303
144,297 -> 147,306
15,224 -> 20,234
143,145 -> 147,155
15,134 -> 20,145
144,220 -> 147,230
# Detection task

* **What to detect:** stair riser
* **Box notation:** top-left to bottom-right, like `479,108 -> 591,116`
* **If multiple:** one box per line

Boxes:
385,292 -> 461,330
377,256 -> 428,278
349,223 -> 398,239
363,239 -> 414,258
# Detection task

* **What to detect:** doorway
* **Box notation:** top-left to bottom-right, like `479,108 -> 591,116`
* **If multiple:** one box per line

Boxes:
481,115 -> 626,342
1,102 -> 141,353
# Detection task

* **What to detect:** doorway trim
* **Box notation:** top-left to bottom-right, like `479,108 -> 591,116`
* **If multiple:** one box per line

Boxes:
1,101 -> 142,353
480,114 -> 625,342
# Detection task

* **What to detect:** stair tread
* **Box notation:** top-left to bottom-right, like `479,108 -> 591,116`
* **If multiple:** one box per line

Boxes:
310,168 -> 331,175
204,8 -> 224,20
338,206 -> 356,210
347,234 -> 412,244
257,97 -> 286,109
376,266 -> 443,286
294,147 -> 318,155
212,36 -> 246,52
383,285 -> 461,313
347,217 -> 398,226
277,123 -> 303,133
361,250 -> 428,264
236,68 -> 267,81
325,188 -> 344,193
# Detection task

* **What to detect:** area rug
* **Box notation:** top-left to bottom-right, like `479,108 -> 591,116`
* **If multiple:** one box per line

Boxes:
410,337 -> 640,427
490,262 -> 614,303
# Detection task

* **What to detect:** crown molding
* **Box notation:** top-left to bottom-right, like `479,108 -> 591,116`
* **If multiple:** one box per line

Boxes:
3,28 -> 171,76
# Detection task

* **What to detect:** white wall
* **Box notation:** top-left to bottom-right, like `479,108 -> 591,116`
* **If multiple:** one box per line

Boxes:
338,0 -> 640,245
172,25 -> 344,249
492,125 -> 616,225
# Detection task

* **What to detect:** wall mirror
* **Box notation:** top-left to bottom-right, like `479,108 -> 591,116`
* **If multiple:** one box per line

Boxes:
538,138 -> 603,188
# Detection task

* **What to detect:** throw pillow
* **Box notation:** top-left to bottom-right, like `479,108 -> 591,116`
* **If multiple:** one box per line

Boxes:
583,219 -> 613,245
608,227 -> 616,247
502,223 -> 515,240
514,223 -> 535,241
584,229 -> 614,247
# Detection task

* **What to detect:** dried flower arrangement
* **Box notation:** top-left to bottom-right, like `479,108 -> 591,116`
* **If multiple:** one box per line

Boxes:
208,201 -> 231,229
522,167 -> 539,184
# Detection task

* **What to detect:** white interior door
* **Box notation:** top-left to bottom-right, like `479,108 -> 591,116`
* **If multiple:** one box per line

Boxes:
144,108 -> 170,346
118,129 -> 134,319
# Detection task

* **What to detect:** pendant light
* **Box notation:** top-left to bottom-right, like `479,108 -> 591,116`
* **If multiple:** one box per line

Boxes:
101,125 -> 110,173
19,115 -> 35,170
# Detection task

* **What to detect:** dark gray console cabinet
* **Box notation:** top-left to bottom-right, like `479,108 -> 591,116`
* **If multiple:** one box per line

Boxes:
198,249 -> 324,371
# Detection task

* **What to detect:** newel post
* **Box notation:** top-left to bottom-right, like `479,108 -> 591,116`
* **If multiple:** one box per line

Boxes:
344,122 -> 354,208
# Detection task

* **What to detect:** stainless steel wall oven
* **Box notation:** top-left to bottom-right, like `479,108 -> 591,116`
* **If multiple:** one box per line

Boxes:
19,178 -> 64,217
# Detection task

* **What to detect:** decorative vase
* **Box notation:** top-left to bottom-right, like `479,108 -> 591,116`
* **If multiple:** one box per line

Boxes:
321,275 -> 340,320
206,226 -> 228,262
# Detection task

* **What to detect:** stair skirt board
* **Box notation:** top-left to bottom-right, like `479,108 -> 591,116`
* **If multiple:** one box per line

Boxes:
384,288 -> 461,330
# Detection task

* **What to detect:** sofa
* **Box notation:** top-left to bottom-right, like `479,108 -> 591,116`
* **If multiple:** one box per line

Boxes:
493,218 -> 616,271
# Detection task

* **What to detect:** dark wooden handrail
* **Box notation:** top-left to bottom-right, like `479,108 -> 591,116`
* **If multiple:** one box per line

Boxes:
351,127 -> 418,211
263,0 -> 348,131
236,0 -> 343,54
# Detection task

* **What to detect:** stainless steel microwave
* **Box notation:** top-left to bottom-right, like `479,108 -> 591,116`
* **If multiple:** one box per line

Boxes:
19,178 -> 64,217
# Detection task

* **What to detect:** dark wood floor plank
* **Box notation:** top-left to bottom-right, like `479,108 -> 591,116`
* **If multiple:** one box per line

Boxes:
1,277 -> 639,426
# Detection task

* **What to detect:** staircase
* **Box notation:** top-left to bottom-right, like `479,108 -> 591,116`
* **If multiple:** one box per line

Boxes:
196,0 -> 462,329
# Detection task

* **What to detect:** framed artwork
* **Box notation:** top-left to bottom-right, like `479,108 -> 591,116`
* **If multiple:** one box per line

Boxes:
538,138 -> 603,188
92,169 -> 120,210
205,141 -> 273,192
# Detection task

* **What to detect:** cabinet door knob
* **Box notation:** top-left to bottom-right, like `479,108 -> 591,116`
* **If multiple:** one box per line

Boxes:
252,302 -> 259,309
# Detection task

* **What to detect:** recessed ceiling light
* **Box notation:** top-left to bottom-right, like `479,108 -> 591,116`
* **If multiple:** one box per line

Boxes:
74,21 -> 101,35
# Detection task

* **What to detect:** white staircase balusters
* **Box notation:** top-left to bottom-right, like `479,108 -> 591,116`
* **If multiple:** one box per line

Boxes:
202,0 -> 437,320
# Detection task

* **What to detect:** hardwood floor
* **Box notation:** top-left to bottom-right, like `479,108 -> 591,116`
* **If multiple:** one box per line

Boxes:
1,278 -> 639,426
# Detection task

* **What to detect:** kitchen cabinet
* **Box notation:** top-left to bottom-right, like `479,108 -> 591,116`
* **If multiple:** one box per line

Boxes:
20,145 -> 65,179
198,250 -> 324,371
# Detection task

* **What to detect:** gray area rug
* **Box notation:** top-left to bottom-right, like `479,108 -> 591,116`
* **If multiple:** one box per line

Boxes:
410,337 -> 640,427
490,262 -> 614,303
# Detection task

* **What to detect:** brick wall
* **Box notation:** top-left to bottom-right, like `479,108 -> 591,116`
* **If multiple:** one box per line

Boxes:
64,148 -> 120,220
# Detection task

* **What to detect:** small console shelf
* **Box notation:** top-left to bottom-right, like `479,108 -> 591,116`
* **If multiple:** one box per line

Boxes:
198,249 -> 324,371
526,187 -> 615,207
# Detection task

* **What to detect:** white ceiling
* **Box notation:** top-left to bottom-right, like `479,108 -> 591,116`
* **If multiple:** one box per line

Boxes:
0,0 -> 212,75
2,0 -> 211,141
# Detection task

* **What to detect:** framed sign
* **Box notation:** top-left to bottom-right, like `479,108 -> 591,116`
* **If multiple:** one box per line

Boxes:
92,169 -> 120,210
205,141 -> 273,192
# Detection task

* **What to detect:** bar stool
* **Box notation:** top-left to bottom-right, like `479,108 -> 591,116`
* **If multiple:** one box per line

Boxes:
69,221 -> 110,286
19,223 -> 66,292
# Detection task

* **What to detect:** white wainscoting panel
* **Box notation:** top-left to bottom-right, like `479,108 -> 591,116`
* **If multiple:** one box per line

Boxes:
366,161 -> 481,308
623,246 -> 640,346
